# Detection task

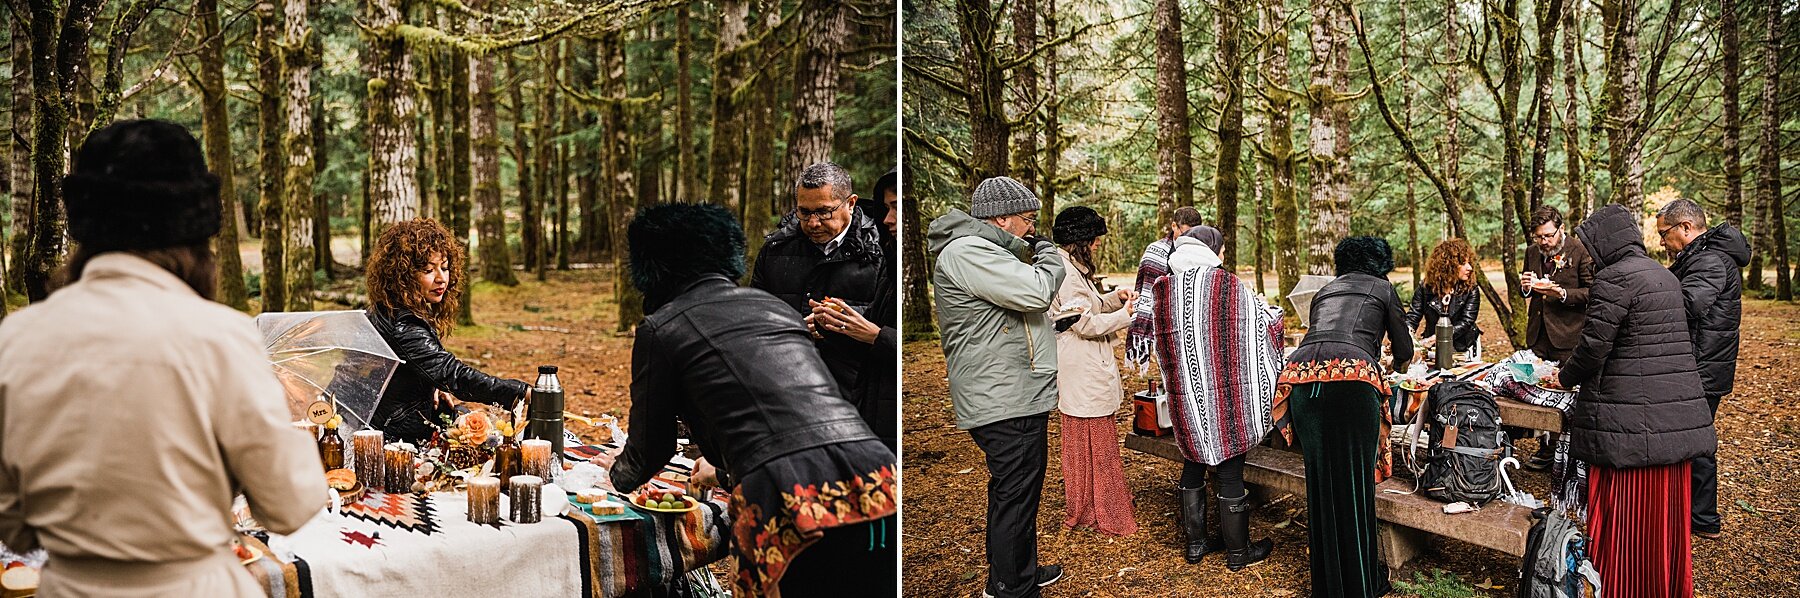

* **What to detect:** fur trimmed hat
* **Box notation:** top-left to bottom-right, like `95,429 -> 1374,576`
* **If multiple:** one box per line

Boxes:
628,203 -> 747,308
1052,206 -> 1107,245
1334,236 -> 1396,278
63,120 -> 221,251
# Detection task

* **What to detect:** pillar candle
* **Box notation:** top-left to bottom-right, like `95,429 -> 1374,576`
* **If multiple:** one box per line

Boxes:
384,448 -> 414,494
352,430 -> 384,490
467,476 -> 501,525
508,475 -> 543,523
521,439 -> 553,481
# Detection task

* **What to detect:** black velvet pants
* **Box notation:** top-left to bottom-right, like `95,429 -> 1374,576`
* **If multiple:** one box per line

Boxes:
1290,381 -> 1390,598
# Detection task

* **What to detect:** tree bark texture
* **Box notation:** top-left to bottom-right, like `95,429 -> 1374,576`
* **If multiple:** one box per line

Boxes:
283,0 -> 314,310
1263,0 -> 1300,309
470,0 -> 516,287
1153,0 -> 1194,230
573,38 -> 604,262
365,0 -> 421,242
956,0 -> 1009,189
23,0 -> 102,301
1721,0 -> 1743,228
449,16 -> 474,323
534,40 -> 560,281
1527,0 -> 1565,212
1215,0 -> 1243,271
1562,0 -> 1586,224
255,0 -> 285,311
507,54 -> 537,274
744,0 -> 781,259
706,0 -> 748,213
675,5 -> 696,203
1040,0 -> 1061,226
602,31 -> 641,331
1011,0 -> 1040,200
1601,0 -> 1644,212
784,0 -> 848,210
1304,0 -> 1351,276
1759,4 -> 1788,300
8,15 -> 31,296
195,0 -> 249,309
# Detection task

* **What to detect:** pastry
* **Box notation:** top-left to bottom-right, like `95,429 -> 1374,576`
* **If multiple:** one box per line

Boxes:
590,500 -> 624,516
325,468 -> 357,491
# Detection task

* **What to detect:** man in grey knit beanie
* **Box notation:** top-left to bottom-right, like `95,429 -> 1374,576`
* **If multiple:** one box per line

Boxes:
924,175 -> 1067,597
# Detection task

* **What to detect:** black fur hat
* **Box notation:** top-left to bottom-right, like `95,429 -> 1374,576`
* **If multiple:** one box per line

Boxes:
63,119 -> 221,251
1052,206 -> 1107,245
1334,236 -> 1395,278
628,203 -> 747,307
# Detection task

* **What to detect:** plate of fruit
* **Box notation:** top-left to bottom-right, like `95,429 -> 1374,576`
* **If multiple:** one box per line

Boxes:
629,487 -> 698,513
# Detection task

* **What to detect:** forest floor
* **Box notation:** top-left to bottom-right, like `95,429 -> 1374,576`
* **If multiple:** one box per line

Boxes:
901,269 -> 1800,598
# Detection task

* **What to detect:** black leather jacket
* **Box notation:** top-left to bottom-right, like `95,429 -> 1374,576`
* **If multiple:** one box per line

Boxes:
1405,286 -> 1482,352
610,275 -> 882,491
367,308 -> 529,444
1294,273 -> 1413,372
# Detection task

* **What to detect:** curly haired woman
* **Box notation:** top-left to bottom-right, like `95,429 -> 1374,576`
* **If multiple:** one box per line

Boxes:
1406,238 -> 1484,359
366,219 -> 529,445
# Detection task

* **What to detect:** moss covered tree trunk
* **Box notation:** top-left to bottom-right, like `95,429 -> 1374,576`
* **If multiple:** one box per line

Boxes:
1215,0 -> 1243,270
602,30 -> 640,331
744,0 -> 781,258
6,15 -> 29,298
1152,0 -> 1193,229
283,0 -> 314,310
675,5 -> 696,203
448,14 -> 474,323
1263,0 -> 1300,309
21,0 -> 102,301
706,0 -> 748,213
196,0 -> 249,309
785,0 -> 846,194
1040,0 -> 1061,224
364,0 -> 421,242
534,40 -> 560,282
1011,0 -> 1039,198
956,0 -> 1009,189
255,0 -> 285,311
572,37 -> 603,262
556,38 -> 572,271
309,5 -> 333,280
1759,4 -> 1789,300
1562,0 -> 1586,224
1720,0 -> 1743,229
1600,0 -> 1645,212
901,165 -> 933,336
1304,0 -> 1351,276
507,54 -> 537,277
470,0 -> 516,287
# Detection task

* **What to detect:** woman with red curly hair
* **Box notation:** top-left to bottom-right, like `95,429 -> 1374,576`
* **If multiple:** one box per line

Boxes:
1406,238 -> 1484,359
366,219 -> 529,445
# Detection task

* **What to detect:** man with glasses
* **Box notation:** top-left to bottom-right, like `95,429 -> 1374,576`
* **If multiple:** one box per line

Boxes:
751,162 -> 886,396
927,176 -> 1066,598
1521,205 -> 1596,470
1656,198 -> 1751,541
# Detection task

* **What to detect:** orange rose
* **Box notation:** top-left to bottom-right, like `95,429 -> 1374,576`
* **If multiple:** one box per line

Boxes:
455,412 -> 492,443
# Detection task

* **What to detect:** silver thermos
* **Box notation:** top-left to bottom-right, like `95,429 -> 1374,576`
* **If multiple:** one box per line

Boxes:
1435,316 -> 1454,372
527,365 -> 564,455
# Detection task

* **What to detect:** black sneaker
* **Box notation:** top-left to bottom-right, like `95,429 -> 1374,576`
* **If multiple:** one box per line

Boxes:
981,565 -> 1065,597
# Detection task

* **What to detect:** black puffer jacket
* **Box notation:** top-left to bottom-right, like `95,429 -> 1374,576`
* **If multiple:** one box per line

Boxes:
1290,273 -> 1414,373
1556,205 -> 1715,469
1405,286 -> 1482,352
367,308 -> 530,445
1669,222 -> 1751,397
610,275 -> 884,491
750,207 -> 886,394
853,245 -> 898,451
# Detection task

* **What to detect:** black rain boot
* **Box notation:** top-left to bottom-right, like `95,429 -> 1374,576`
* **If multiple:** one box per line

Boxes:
1219,491 -> 1273,571
1179,485 -> 1224,563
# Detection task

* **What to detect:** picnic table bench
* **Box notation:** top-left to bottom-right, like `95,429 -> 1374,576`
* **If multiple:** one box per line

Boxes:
1124,434 -> 1533,570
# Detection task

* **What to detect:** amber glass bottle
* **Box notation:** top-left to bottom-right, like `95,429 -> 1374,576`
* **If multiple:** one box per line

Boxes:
494,433 -> 522,485
318,421 -> 346,471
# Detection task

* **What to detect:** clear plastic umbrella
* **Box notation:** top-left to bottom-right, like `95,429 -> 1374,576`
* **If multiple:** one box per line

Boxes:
255,311 -> 403,434
1286,274 -> 1336,324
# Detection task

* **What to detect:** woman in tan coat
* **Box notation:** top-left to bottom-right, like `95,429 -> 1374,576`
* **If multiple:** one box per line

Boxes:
1049,207 -> 1138,536
0,121 -> 327,597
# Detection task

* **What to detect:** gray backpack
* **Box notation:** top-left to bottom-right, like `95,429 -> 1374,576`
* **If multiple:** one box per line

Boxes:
1517,507 -> 1602,598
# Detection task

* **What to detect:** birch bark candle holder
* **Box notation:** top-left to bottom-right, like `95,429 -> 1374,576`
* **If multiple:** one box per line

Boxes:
384,448 -> 415,493
521,439 -> 553,481
508,475 -> 543,523
352,430 -> 384,491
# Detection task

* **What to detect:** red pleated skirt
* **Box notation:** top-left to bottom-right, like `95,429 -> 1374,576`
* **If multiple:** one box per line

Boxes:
1059,413 -> 1138,536
1585,461 -> 1694,598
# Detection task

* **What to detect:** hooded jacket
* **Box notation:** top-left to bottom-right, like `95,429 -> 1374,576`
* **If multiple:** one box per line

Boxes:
1167,236 -> 1223,273
928,209 -> 1066,429
1669,222 -> 1752,397
750,206 -> 886,395
1556,205 -> 1715,468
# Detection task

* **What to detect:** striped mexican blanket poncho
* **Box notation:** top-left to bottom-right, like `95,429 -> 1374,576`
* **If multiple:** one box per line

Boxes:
1151,265 -> 1286,465
1124,238 -> 1175,371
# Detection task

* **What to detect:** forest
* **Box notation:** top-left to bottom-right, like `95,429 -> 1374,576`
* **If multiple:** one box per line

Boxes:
903,0 -> 1798,349
0,0 -> 897,325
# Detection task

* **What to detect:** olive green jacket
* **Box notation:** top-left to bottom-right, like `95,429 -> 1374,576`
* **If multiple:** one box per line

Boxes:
928,209 -> 1066,429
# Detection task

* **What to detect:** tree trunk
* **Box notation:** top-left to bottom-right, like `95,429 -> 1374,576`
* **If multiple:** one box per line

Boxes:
365,0 -> 421,242
675,5 -> 696,202
448,17 -> 474,324
1401,0 -> 1420,291
310,7 -> 333,279
534,40 -> 559,282
1263,0 -> 1300,309
283,0 -> 314,311
744,0 -> 781,260
194,0 -> 249,309
1215,0 -> 1243,270
506,53 -> 537,275
1601,0 -> 1644,212
470,0 -> 515,287
602,31 -> 641,331
255,0 -> 285,311
783,0 -> 847,208
1491,0 -> 1530,345
1760,4 -> 1788,300
556,39 -> 572,271
1442,0 -> 1463,237
6,15 -> 29,297
956,0 -> 1009,189
1012,0 -> 1040,200
1153,0 -> 1194,229
901,165 -> 933,336
572,38 -> 603,262
706,0 -> 748,213
1304,0 -> 1351,275
1721,0 -> 1743,229
1562,0 -> 1586,223
22,0 -> 102,301
1040,0 -> 1061,225
1527,0 -> 1565,212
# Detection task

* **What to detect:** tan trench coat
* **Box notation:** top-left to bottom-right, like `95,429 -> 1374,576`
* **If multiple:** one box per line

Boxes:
0,253 -> 327,597
1052,249 -> 1134,418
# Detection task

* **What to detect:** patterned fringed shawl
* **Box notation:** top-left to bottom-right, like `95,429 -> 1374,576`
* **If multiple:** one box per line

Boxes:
1125,238 -> 1175,371
1151,266 -> 1286,465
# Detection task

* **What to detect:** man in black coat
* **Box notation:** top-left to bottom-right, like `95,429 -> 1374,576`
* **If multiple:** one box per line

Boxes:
750,162 -> 885,396
1556,204 -> 1716,473
1656,198 -> 1752,539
